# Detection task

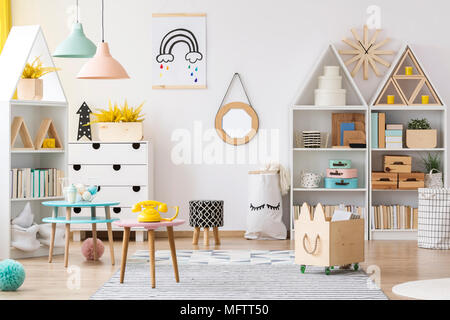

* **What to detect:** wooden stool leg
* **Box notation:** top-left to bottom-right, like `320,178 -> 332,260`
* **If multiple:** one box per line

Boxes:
167,226 -> 180,283
203,227 -> 210,246
92,223 -> 98,261
120,227 -> 130,283
148,230 -> 156,288
213,227 -> 221,245
48,223 -> 56,263
105,206 -> 115,265
64,207 -> 71,268
192,227 -> 200,245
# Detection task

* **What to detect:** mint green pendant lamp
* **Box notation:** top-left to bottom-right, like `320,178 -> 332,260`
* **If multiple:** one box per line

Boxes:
53,0 -> 96,58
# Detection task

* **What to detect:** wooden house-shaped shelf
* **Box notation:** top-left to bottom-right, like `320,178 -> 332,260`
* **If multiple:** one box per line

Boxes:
373,45 -> 442,106
0,25 -> 68,259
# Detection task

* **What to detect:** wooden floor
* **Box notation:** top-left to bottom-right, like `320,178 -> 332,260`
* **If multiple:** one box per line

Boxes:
1,236 -> 450,300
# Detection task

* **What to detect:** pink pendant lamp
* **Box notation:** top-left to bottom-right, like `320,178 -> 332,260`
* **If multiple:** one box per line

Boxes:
77,0 -> 129,79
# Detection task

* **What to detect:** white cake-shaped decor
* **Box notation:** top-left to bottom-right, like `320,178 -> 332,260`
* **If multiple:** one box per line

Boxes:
314,66 -> 346,106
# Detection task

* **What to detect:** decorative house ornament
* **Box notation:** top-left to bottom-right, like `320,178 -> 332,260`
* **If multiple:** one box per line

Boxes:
53,0 -> 96,58
34,118 -> 63,150
10,116 -> 34,150
215,73 -> 259,146
152,13 -> 206,89
339,25 -> 395,80
76,102 -> 92,141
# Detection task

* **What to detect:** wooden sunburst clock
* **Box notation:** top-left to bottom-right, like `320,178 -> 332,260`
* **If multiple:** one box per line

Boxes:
339,25 -> 395,80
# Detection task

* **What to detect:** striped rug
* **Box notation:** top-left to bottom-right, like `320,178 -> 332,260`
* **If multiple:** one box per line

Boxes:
91,250 -> 387,300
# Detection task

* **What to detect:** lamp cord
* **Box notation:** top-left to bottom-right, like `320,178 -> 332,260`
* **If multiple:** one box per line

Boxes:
101,0 -> 104,42
76,0 -> 79,23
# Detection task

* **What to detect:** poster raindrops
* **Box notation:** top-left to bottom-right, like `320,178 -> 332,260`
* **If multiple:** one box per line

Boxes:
152,14 -> 207,89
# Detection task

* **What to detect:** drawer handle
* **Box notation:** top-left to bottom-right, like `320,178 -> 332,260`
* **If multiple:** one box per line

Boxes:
335,180 -> 349,186
329,171 -> 342,176
385,167 -> 391,172
73,164 -> 81,171
132,143 -> 141,150
92,143 -> 100,150
113,207 -> 121,214
406,178 -> 417,182
97,186 -> 101,192
113,164 -> 121,171
74,207 -> 81,214
379,178 -> 391,182
132,186 -> 141,192
332,162 -> 346,167
393,161 -> 404,165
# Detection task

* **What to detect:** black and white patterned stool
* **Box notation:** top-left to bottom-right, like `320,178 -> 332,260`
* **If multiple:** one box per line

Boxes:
189,200 -> 224,245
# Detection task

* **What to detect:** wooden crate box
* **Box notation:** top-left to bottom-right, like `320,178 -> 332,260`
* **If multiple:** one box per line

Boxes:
372,172 -> 398,190
294,203 -> 364,268
384,155 -> 412,173
398,172 -> 425,190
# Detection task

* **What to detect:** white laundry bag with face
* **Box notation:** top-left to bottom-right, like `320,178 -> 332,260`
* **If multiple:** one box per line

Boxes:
245,172 -> 287,240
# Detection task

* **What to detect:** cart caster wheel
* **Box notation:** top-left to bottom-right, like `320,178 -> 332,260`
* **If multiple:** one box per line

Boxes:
353,263 -> 359,271
330,266 -> 334,270
325,267 -> 331,275
300,265 -> 306,274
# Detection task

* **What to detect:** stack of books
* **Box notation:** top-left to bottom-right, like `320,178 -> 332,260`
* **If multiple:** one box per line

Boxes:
293,203 -> 365,221
371,205 -> 418,230
10,168 -> 64,199
385,124 -> 403,149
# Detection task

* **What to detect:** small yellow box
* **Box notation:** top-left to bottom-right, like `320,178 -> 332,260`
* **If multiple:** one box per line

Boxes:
405,66 -> 413,75
422,95 -> 429,104
42,138 -> 55,148
387,95 -> 395,104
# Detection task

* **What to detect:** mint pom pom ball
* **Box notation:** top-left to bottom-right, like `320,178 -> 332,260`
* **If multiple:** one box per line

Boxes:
0,259 -> 25,291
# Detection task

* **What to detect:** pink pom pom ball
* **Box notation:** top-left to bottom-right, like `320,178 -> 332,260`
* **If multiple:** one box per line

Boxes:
81,238 -> 105,260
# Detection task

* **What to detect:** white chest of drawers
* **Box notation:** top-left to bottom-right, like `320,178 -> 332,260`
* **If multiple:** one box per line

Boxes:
68,141 -> 153,241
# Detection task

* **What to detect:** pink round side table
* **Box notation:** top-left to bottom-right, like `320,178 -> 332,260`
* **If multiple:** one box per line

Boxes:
114,219 -> 185,288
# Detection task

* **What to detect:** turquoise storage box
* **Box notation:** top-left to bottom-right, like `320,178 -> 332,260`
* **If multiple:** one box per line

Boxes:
328,160 -> 351,169
324,178 -> 358,189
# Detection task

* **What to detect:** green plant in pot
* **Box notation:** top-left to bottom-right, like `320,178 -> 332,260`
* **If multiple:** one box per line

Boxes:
421,153 -> 443,188
406,118 -> 437,149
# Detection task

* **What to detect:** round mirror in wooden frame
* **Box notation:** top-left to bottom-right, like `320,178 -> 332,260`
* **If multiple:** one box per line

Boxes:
215,101 -> 259,146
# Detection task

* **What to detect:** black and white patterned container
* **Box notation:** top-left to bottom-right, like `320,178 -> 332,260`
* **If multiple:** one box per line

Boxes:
302,131 -> 321,148
418,188 -> 450,249
189,200 -> 224,228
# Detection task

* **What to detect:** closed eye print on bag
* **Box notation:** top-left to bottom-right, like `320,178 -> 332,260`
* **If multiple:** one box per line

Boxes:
267,202 -> 280,210
250,203 -> 265,211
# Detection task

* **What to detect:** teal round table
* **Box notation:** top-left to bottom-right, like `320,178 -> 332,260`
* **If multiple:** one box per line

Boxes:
42,201 -> 120,267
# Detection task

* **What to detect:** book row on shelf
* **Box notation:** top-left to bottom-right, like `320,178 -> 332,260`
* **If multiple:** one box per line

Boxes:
292,203 -> 365,222
10,168 -> 64,199
371,205 -> 418,230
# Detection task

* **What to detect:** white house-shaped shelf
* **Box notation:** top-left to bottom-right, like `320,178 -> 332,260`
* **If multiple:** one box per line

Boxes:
293,44 -> 366,106
0,25 -> 68,260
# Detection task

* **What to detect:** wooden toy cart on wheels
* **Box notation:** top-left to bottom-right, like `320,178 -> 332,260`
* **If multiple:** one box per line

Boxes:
295,203 -> 364,275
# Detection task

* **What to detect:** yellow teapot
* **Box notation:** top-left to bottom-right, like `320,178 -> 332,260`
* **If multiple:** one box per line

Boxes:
132,201 -> 179,222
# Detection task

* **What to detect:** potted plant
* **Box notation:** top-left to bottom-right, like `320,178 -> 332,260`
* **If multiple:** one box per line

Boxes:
406,118 -> 437,149
18,56 -> 60,100
88,100 -> 145,142
422,153 -> 443,188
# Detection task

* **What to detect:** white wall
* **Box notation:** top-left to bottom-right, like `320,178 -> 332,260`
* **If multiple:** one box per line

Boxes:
12,0 -> 450,230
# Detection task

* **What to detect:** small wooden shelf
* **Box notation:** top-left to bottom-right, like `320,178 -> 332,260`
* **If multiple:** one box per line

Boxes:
11,100 -> 67,108
372,148 -> 444,152
294,148 -> 366,152
11,196 -> 65,202
371,229 -> 417,232
293,188 -> 367,192
371,105 -> 445,111
293,105 -> 366,111
11,149 -> 65,154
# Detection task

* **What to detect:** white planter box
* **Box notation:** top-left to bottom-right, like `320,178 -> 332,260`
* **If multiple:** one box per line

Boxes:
92,122 -> 143,142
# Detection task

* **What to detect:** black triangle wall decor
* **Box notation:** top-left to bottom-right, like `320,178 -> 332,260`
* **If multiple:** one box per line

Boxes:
77,102 -> 93,141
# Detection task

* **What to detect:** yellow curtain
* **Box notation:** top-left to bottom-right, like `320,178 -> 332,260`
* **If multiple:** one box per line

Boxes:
0,0 -> 11,53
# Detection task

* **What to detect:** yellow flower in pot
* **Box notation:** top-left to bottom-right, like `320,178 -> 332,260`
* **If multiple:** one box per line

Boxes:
406,118 -> 437,149
18,56 -> 60,100
88,100 -> 145,142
